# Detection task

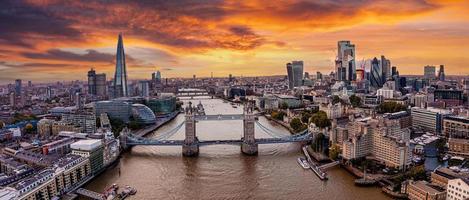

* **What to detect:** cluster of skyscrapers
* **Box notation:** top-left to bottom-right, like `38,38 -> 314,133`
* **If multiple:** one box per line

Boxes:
286,61 -> 304,89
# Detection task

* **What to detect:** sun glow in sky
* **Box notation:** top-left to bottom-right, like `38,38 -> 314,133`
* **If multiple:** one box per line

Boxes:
1,0 -> 469,84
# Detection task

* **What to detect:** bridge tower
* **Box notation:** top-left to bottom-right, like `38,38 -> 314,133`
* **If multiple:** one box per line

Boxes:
183,102 -> 199,156
241,102 -> 258,155
119,127 -> 130,150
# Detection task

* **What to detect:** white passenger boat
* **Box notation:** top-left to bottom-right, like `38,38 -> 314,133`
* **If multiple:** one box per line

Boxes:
297,157 -> 310,169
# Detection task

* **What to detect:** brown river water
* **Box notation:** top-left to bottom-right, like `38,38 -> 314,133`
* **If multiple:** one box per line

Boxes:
85,97 -> 389,200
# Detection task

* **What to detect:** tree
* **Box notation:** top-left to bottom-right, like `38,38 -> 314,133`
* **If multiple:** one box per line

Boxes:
290,118 -> 305,132
409,165 -> 427,181
128,121 -> 141,130
332,95 -> 345,105
301,112 -> 312,124
280,102 -> 289,109
310,111 -> 331,128
271,111 -> 286,121
24,123 -> 34,134
349,95 -> 362,108
109,117 -> 125,137
329,144 -> 341,160
377,102 -> 407,114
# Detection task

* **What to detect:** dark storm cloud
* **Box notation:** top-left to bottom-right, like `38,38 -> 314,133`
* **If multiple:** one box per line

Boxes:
22,49 -> 115,63
0,0 -> 82,47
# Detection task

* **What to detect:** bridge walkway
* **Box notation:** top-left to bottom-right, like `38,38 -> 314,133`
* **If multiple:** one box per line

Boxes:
75,188 -> 103,200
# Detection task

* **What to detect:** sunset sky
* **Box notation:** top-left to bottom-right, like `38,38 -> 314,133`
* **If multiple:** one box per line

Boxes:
1,0 -> 469,84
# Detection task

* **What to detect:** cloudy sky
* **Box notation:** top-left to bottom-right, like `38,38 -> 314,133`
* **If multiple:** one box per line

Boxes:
0,0 -> 468,84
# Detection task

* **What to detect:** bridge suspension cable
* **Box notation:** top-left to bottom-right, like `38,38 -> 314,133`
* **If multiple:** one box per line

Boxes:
151,122 -> 185,141
127,122 -> 184,142
255,121 -> 284,138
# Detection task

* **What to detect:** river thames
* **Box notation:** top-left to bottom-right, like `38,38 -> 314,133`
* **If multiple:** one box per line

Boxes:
85,97 -> 390,199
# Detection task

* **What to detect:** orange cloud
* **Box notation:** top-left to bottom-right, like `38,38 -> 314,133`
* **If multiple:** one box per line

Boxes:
0,0 -> 468,84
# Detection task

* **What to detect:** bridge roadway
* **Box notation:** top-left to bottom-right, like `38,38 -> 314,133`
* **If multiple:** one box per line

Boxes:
176,94 -> 211,97
194,114 -> 244,121
126,135 -> 312,146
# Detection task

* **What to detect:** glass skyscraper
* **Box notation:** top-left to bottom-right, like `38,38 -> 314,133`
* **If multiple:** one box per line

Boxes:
336,41 -> 356,81
370,57 -> 383,88
286,61 -> 304,89
113,33 -> 128,98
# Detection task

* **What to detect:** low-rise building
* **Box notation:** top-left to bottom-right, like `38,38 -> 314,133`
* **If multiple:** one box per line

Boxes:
71,139 -> 104,174
411,107 -> 451,134
447,178 -> 469,200
320,102 -> 344,119
444,116 -> 469,157
342,116 -> 411,169
431,167 -> 469,187
406,180 -> 446,200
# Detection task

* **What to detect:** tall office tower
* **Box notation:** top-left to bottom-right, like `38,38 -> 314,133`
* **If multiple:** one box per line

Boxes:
381,55 -> 391,81
335,60 -> 346,81
438,65 -> 445,81
286,63 -> 293,89
27,81 -> 32,88
15,79 -> 21,96
391,66 -> 397,77
75,92 -> 83,110
337,41 -> 356,81
9,92 -> 15,108
138,80 -> 150,97
292,61 -> 304,87
88,68 -> 97,95
229,74 -> 233,82
152,71 -> 162,83
286,61 -> 304,89
113,33 -> 128,98
95,73 -> 107,96
304,72 -> 310,79
46,86 -> 53,99
88,68 -> 107,96
316,71 -> 323,80
424,65 -> 436,80
370,57 -> 383,88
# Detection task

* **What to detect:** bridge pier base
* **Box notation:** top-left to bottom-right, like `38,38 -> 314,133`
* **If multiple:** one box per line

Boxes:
182,143 -> 199,157
241,142 -> 258,155
183,103 -> 199,157
242,102 -> 258,155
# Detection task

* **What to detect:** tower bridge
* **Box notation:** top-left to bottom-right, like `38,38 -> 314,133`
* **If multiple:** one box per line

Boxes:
120,102 -> 312,156
176,88 -> 212,98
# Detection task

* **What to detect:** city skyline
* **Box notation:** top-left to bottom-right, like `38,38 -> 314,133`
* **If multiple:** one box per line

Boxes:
1,1 -> 469,84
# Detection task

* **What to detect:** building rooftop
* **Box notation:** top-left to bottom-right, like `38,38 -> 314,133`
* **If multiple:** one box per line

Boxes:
54,154 -> 86,170
0,187 -> 19,199
411,180 -> 445,194
71,139 -> 102,151
445,115 -> 469,124
14,169 -> 54,192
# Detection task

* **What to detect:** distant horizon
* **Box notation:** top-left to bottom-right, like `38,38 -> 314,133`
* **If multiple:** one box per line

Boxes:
2,73 -> 468,87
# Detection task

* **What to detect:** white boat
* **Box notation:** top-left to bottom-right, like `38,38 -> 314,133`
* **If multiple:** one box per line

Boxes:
297,157 -> 310,169
442,154 -> 450,161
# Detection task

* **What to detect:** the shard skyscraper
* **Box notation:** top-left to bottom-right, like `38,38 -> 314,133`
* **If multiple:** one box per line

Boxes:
113,33 -> 128,98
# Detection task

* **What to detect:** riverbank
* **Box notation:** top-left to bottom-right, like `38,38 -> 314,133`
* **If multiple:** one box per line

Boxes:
68,112 -> 180,199
263,114 -> 295,134
133,111 -> 180,137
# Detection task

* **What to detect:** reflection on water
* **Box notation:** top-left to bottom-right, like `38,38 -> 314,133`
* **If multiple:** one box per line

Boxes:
85,97 -> 390,199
